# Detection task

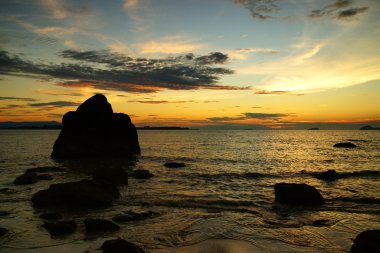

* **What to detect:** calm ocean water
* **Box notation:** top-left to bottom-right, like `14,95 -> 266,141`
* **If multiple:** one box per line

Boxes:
0,129 -> 379,252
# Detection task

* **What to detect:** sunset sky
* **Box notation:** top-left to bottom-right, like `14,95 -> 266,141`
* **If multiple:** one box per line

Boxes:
1,0 -> 379,129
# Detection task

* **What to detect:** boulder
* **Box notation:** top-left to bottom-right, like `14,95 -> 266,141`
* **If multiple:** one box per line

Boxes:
316,169 -> 339,181
93,167 -> 128,184
14,172 -> 38,185
274,183 -> 325,206
84,218 -> 120,233
42,220 -> 76,237
51,94 -> 140,159
32,180 -> 120,209
333,142 -> 357,148
0,227 -> 8,237
350,230 -> 380,253
26,166 -> 65,173
39,212 -> 63,220
101,238 -> 145,253
130,169 -> 154,179
164,162 -> 186,168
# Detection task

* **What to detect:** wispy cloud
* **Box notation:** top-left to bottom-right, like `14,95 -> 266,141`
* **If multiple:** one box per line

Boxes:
308,0 -> 369,20
137,35 -> 204,54
229,47 -> 279,60
0,96 -> 38,102
39,0 -> 95,19
129,100 -> 194,104
254,89 -> 303,96
337,7 -> 369,19
29,101 -> 80,107
233,0 -> 279,20
207,112 -> 290,122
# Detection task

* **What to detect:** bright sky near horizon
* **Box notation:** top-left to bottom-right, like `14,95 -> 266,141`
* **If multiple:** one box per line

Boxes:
0,0 -> 379,128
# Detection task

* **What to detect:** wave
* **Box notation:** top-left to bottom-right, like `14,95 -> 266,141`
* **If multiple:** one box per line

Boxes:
184,172 -> 280,181
332,197 -> 380,205
301,170 -> 380,179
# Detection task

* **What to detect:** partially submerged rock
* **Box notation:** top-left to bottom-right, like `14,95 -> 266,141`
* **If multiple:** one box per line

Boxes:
164,162 -> 186,168
42,220 -> 76,237
350,230 -> 380,253
32,180 -> 120,209
316,169 -> 339,181
333,142 -> 357,148
93,167 -> 128,184
130,169 -> 154,179
51,94 -> 140,159
274,183 -> 325,206
39,212 -> 63,220
14,172 -> 38,185
101,238 -> 145,253
84,218 -> 120,233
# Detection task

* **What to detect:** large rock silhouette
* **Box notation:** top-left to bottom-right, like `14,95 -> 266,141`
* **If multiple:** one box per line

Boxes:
51,94 -> 140,159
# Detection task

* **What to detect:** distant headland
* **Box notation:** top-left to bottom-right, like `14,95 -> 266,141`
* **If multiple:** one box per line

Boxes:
359,125 -> 380,130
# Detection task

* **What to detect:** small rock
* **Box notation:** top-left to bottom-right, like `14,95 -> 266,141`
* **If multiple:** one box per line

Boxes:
101,238 -> 145,253
333,142 -> 357,148
274,183 -> 325,206
84,218 -> 120,233
42,220 -> 76,237
350,230 -> 380,253
164,162 -> 186,168
14,172 -> 38,185
0,210 -> 11,216
0,227 -> 8,237
39,212 -> 63,220
316,169 -> 339,181
131,169 -> 154,179
93,167 -> 128,184
313,219 -> 329,227
0,188 -> 11,192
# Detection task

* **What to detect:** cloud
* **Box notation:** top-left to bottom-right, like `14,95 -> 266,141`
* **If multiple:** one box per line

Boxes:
337,7 -> 369,19
254,89 -> 304,96
0,96 -> 37,101
137,36 -> 204,54
207,112 -> 289,122
194,52 -> 229,65
39,0 -> 94,19
33,89 -> 83,97
229,47 -> 279,60
0,50 -> 245,93
29,101 -> 80,107
123,0 -> 139,10
129,100 -> 194,104
308,0 -> 368,20
233,0 -> 279,20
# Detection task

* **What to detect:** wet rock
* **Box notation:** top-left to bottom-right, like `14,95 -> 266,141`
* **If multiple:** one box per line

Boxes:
42,220 -> 76,237
14,172 -> 38,185
39,212 -> 63,220
51,94 -> 140,159
0,188 -> 10,192
350,230 -> 380,253
164,162 -> 186,168
313,219 -> 330,227
26,166 -> 65,173
316,169 -> 339,181
0,210 -> 11,216
101,238 -> 145,253
333,142 -> 357,148
112,210 -> 160,223
32,179 -> 120,209
0,227 -> 8,237
93,167 -> 128,184
84,218 -> 120,233
130,169 -> 154,179
37,174 -> 53,180
274,183 -> 325,206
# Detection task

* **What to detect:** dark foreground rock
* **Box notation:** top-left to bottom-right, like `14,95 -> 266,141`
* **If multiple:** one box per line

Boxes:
84,218 -> 120,233
130,169 -> 154,179
26,166 -> 65,173
51,94 -> 140,159
14,172 -> 38,185
39,212 -> 63,220
350,230 -> 380,253
316,169 -> 339,181
93,167 -> 128,184
101,238 -> 145,253
164,162 -> 186,168
112,210 -> 160,223
42,220 -> 76,237
274,183 -> 325,205
333,142 -> 357,148
32,180 -> 120,209
0,227 -> 8,237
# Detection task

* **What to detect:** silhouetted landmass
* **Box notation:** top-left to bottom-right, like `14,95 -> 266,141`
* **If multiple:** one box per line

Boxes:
307,127 -> 319,130
0,121 -> 61,129
360,125 -> 380,130
137,126 -> 189,130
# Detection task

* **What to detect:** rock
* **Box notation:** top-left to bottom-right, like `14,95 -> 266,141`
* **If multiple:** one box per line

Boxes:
164,162 -> 186,168
316,169 -> 339,181
14,172 -> 38,185
333,142 -> 357,148
0,227 -> 8,237
274,183 -> 325,206
39,212 -> 63,220
93,167 -> 128,184
42,220 -> 76,237
0,188 -> 10,192
37,174 -> 53,180
112,210 -> 159,223
0,210 -> 11,216
101,238 -> 145,253
313,219 -> 330,227
26,166 -> 65,173
359,125 -> 380,130
51,94 -> 140,159
350,230 -> 380,253
84,218 -> 120,233
130,169 -> 154,179
32,179 -> 120,209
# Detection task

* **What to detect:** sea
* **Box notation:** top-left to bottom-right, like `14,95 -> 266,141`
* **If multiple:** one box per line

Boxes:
0,129 -> 379,253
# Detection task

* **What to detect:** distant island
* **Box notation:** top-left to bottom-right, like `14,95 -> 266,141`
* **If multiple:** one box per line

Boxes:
137,126 -> 190,130
307,127 -> 319,130
359,125 -> 380,130
0,121 -> 62,129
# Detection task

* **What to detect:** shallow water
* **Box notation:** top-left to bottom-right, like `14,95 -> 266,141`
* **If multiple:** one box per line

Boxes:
0,129 -> 379,252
